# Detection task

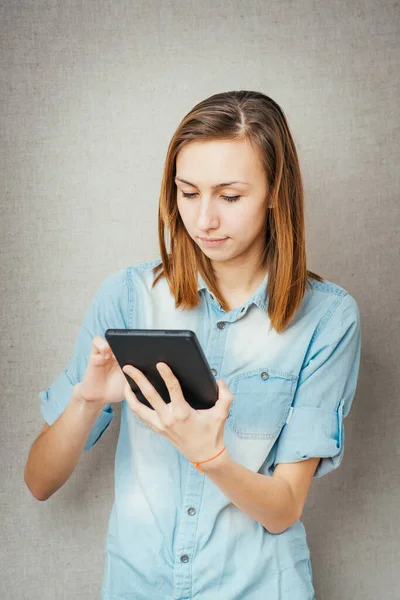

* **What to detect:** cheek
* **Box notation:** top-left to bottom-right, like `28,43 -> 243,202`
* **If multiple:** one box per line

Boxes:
232,207 -> 264,233
177,200 -> 194,229
177,197 -> 186,218
248,203 -> 267,227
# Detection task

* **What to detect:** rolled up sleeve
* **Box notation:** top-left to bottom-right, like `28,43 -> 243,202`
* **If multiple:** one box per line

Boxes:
39,268 -> 129,452
273,292 -> 361,478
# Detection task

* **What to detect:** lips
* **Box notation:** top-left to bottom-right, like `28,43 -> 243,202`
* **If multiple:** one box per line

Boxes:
198,236 -> 229,248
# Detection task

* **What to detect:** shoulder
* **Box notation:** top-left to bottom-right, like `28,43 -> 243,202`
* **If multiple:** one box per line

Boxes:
98,257 -> 162,293
308,274 -> 359,313
306,276 -> 360,340
130,256 -> 163,272
127,256 -> 163,290
88,258 -> 163,327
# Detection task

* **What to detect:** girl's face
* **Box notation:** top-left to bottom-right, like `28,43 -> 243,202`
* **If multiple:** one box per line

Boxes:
175,137 -> 269,265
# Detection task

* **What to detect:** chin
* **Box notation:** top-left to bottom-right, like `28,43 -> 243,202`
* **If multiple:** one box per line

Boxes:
202,247 -> 233,260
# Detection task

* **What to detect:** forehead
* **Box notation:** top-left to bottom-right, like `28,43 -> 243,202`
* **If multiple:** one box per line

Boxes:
175,138 -> 264,182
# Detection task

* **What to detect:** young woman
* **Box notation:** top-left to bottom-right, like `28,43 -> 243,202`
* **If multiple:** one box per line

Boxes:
28,90 -> 361,599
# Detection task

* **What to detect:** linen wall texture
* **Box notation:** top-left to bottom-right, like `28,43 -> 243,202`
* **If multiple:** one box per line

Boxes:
1,1 -> 399,598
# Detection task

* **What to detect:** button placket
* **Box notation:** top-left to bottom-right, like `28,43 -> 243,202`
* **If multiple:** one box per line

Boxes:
210,321 -> 228,390
174,456 -> 203,599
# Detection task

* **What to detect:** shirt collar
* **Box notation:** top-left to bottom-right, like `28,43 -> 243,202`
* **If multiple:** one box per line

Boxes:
197,270 -> 269,312
197,272 -> 208,292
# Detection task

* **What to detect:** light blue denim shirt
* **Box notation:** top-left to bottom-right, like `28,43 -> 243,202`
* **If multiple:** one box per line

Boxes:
39,256 -> 361,600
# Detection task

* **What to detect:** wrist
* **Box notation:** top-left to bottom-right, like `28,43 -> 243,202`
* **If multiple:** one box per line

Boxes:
196,447 -> 232,475
72,383 -> 105,416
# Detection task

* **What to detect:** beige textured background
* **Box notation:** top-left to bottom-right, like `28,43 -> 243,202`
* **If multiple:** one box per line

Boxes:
1,1 -> 399,598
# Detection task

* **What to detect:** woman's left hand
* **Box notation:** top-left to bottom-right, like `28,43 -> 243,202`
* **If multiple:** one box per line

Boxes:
122,362 -> 233,464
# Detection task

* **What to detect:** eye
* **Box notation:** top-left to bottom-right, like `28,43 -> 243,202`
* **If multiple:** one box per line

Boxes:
181,192 -> 241,203
221,195 -> 241,202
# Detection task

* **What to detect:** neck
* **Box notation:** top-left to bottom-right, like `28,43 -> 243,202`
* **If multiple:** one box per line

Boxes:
212,257 -> 268,309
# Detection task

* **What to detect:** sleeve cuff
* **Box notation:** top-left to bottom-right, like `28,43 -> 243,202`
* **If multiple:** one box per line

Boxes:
83,405 -> 114,451
273,399 -> 345,478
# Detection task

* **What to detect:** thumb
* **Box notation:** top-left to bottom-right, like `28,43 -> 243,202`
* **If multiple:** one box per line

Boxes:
216,379 -> 233,414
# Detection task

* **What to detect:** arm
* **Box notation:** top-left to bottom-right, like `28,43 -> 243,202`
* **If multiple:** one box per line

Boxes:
201,451 -> 320,534
24,383 -> 104,501
199,297 -> 361,529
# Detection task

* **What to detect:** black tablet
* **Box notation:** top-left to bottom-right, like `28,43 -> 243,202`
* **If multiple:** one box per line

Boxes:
104,329 -> 219,410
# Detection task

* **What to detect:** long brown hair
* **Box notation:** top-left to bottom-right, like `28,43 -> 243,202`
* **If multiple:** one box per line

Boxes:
152,90 -> 323,334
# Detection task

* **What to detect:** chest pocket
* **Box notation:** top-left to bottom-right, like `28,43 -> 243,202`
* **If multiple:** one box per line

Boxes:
227,367 -> 298,439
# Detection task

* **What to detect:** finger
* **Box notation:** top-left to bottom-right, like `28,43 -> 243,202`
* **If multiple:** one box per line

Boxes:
123,382 -> 160,429
92,336 -> 113,360
122,365 -> 166,413
216,379 -> 233,400
156,363 -> 188,410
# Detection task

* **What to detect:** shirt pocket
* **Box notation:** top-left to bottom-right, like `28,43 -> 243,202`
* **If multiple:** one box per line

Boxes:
228,367 -> 298,439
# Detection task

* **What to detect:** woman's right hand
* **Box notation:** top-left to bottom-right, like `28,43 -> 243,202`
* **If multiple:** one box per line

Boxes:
76,336 -> 128,410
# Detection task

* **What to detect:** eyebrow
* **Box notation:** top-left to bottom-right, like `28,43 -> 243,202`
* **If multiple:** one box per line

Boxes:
175,176 -> 249,189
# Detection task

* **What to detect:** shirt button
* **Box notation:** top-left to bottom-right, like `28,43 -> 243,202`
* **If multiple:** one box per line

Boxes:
188,507 -> 196,516
180,554 -> 189,563
261,371 -> 269,380
217,321 -> 226,329
211,368 -> 217,377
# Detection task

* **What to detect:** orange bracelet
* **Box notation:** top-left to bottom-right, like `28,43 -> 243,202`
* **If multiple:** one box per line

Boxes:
190,447 -> 226,473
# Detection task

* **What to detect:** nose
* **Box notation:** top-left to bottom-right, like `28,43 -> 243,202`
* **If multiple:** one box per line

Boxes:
197,197 -> 219,231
